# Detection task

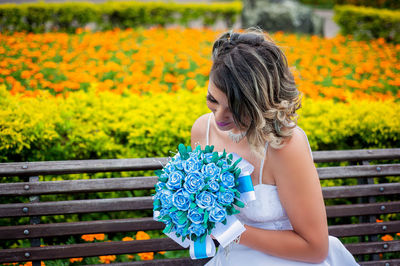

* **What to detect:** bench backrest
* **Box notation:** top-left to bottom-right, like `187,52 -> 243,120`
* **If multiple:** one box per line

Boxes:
0,148 -> 399,265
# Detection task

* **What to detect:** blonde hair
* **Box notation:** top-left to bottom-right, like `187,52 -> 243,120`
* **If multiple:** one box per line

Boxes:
210,29 -> 302,157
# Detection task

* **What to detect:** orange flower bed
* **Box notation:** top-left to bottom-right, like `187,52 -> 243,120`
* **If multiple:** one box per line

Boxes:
0,28 -> 398,101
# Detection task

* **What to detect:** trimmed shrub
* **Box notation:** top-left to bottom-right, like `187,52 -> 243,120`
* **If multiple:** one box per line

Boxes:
334,5 -> 400,43
334,0 -> 400,10
1,85 -> 399,162
0,1 -> 242,33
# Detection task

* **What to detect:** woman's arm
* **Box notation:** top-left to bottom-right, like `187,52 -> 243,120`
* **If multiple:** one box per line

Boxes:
239,128 -> 329,263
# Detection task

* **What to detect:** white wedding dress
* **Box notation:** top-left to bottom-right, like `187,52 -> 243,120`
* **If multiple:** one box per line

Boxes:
204,114 -> 359,266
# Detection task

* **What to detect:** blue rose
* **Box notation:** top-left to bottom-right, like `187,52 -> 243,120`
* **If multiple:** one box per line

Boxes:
217,190 -> 235,206
166,171 -> 185,190
207,179 -> 220,193
188,223 -> 206,237
175,221 -> 189,237
155,207 -> 170,220
209,204 -> 227,223
172,189 -> 191,211
203,153 -> 214,164
196,191 -> 216,210
172,155 -> 184,170
188,208 -> 204,224
163,163 -> 176,174
155,182 -> 166,192
170,211 -> 188,226
201,163 -> 221,179
183,157 -> 202,173
220,172 -> 235,188
183,172 -> 205,194
159,189 -> 173,209
189,150 -> 203,160
219,159 -> 230,170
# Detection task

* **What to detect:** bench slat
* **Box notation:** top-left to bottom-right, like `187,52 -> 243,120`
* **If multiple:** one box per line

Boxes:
322,183 -> 400,199
0,218 -> 164,240
0,157 -> 170,177
0,197 -> 153,218
0,238 -> 183,263
2,216 -> 399,241
93,258 -> 211,266
1,149 -> 399,177
2,197 -> 399,218
326,201 -> 400,218
0,176 -> 158,196
359,259 -> 400,266
328,221 -> 400,237
313,148 -> 400,163
317,164 -> 400,179
1,165 -> 399,196
345,240 -> 400,255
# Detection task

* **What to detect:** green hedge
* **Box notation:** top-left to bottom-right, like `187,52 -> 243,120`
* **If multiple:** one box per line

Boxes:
334,0 -> 400,10
334,5 -> 400,43
0,1 -> 242,33
1,85 -> 399,163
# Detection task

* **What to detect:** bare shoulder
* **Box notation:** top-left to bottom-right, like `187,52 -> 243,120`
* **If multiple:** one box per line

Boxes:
191,113 -> 211,148
269,127 -> 311,163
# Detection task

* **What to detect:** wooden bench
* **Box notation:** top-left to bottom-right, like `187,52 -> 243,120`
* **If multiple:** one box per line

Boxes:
0,148 -> 399,266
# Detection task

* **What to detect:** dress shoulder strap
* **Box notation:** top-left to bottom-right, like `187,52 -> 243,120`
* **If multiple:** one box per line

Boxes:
297,126 -> 313,160
259,142 -> 268,185
206,113 -> 212,145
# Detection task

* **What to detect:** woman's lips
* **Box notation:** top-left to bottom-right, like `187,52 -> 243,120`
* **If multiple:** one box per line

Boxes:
216,121 -> 231,127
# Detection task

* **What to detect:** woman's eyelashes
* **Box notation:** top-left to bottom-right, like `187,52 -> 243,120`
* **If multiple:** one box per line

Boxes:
206,94 -> 218,103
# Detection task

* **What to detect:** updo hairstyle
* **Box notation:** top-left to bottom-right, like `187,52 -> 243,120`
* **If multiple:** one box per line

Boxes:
210,29 -> 302,157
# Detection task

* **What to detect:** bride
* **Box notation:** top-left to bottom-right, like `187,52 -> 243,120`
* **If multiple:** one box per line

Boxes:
190,29 -> 359,265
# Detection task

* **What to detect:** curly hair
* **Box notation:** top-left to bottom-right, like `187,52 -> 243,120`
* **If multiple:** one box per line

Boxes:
210,28 -> 302,157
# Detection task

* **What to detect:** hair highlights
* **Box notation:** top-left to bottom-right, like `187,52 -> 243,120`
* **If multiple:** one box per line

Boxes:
210,29 -> 302,157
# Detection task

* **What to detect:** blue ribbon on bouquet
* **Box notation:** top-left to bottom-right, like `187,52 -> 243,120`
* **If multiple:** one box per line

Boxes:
230,153 -> 256,204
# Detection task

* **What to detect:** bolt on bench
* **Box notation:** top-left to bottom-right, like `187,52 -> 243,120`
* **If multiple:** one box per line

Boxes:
0,148 -> 399,265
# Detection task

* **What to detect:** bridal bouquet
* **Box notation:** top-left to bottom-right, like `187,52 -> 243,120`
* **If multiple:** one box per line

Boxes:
153,144 -> 256,259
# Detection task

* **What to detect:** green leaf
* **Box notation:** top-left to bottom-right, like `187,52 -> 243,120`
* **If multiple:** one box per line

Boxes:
200,233 -> 206,243
186,145 -> 192,153
163,223 -> 173,234
178,143 -> 189,160
203,210 -> 209,223
222,218 -> 227,225
158,176 -> 168,182
154,170 -> 163,177
234,199 -> 245,208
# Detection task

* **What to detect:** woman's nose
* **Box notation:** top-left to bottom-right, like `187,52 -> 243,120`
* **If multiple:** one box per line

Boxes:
214,107 -> 231,122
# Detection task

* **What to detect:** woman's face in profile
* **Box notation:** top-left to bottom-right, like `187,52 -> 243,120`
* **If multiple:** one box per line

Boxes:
206,79 -> 238,132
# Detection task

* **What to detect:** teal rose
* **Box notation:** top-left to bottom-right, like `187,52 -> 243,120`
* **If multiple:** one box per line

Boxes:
172,189 -> 191,211
188,208 -> 204,224
166,171 -> 185,190
183,157 -> 202,173
209,204 -> 227,223
184,172 -> 205,194
188,223 -> 206,237
201,163 -> 221,179
196,191 -> 216,210
220,172 -> 235,188
217,190 -> 235,206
